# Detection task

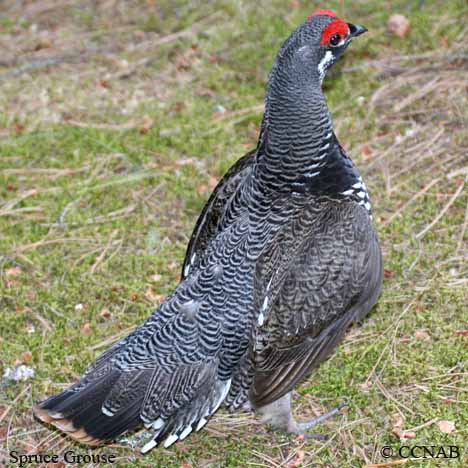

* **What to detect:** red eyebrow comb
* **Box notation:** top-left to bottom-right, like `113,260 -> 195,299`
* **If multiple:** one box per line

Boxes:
307,9 -> 338,20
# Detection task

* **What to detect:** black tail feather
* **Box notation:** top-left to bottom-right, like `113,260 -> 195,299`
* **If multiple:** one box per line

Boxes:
34,369 -> 142,444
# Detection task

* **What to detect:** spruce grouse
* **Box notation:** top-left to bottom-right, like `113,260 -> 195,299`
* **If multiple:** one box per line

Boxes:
35,9 -> 383,452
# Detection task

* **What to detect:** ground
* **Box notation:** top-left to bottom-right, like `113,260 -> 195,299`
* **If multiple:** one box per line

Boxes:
0,1 -> 467,467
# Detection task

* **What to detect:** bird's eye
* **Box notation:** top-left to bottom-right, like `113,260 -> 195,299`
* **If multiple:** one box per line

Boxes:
329,33 -> 342,46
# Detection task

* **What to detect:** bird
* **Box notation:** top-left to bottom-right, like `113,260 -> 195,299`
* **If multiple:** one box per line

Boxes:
34,9 -> 383,452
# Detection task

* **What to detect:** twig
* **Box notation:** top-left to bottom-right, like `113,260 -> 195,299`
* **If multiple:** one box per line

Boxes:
448,166 -> 468,179
362,461 -> 408,468
66,119 -> 141,130
0,56 -> 77,82
32,311 -> 53,332
56,197 -> 82,226
88,326 -> 135,351
375,376 -> 414,417
43,204 -> 137,228
0,385 -> 30,424
384,177 -> 441,225
456,197 -> 468,252
89,230 -> 119,274
0,207 -> 43,217
1,166 -> 90,178
44,303 -> 74,323
1,189 -> 38,211
15,237 -> 100,253
416,181 -> 465,239
393,77 -> 440,112
109,11 -> 223,80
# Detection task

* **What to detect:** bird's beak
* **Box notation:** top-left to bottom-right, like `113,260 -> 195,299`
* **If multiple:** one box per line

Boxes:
347,23 -> 368,38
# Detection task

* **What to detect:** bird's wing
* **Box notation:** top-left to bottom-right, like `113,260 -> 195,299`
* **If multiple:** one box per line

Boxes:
181,150 -> 256,279
36,149 -> 257,449
35,211 -> 254,449
250,200 -> 382,407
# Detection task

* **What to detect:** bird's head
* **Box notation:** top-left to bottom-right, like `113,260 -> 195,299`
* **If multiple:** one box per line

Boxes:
270,9 -> 367,86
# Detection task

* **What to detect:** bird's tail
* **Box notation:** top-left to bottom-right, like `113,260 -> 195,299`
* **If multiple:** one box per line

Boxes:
34,339 -> 231,451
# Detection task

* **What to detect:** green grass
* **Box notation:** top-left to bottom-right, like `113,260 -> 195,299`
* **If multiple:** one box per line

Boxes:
1,0 -> 467,467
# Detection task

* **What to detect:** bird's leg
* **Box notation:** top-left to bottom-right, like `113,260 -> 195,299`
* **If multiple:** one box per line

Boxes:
254,392 -> 345,440
241,400 -> 253,412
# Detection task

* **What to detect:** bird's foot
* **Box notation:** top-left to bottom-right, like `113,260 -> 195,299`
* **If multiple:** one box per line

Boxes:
291,402 -> 348,440
255,394 -> 347,441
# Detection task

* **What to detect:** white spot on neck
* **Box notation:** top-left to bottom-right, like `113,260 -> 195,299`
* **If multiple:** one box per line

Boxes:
318,51 -> 334,82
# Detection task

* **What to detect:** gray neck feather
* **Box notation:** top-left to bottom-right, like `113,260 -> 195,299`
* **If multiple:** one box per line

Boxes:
256,45 -> 333,188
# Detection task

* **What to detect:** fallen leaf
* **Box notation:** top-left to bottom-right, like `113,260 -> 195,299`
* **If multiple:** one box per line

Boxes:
440,36 -> 449,48
392,427 -> 415,439
34,38 -> 52,51
173,101 -> 185,113
21,351 -> 33,362
81,323 -> 92,336
100,308 -> 111,319
387,14 -> 411,38
145,286 -> 166,304
415,330 -> 430,341
392,414 -> 404,428
454,330 -> 468,337
14,123 -> 26,134
5,267 -> 22,277
197,184 -> 208,195
208,176 -> 218,188
0,424 -> 8,439
49,462 -> 65,468
96,79 -> 109,88
438,420 -> 455,433
286,449 -> 305,468
140,115 -> 154,134
360,381 -> 372,392
150,274 -> 162,282
362,144 -> 373,160
5,279 -> 20,288
176,55 -> 191,71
